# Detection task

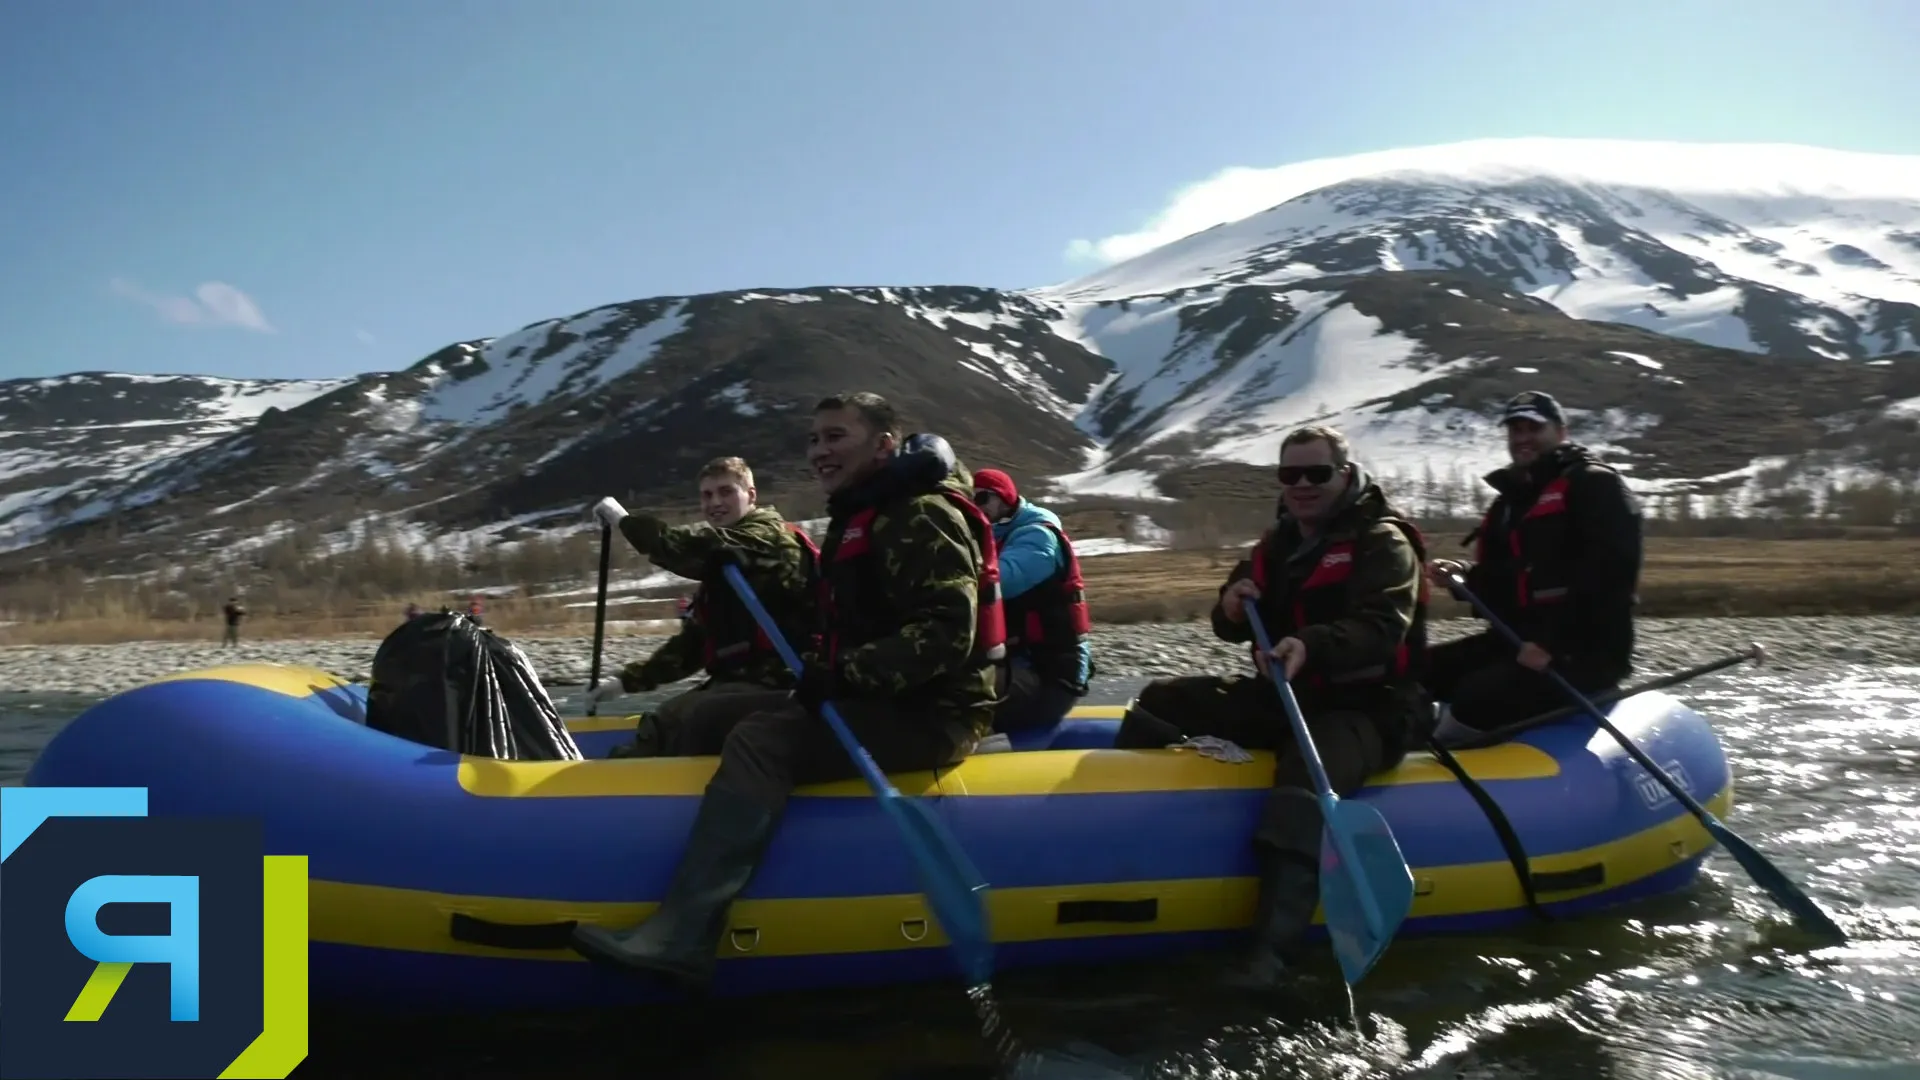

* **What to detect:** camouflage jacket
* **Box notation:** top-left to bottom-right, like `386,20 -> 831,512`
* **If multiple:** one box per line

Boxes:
816,458 -> 998,739
615,504 -> 817,692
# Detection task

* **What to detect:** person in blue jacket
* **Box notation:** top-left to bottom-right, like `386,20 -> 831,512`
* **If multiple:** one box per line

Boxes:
971,469 -> 1095,733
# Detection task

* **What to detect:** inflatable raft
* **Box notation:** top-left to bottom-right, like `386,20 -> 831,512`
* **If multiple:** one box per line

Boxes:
24,663 -> 1734,1011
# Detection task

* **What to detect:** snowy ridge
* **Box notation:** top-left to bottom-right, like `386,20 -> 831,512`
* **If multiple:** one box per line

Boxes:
9,139 -> 1920,570
0,372 -> 352,550
1040,140 -> 1920,364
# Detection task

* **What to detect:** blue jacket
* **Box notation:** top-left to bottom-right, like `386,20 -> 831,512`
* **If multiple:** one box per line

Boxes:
991,498 -> 1093,687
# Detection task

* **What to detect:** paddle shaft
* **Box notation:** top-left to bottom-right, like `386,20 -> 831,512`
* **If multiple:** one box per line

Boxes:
1445,575 -> 1736,826
1448,644 -> 1764,750
720,564 -> 897,797
1444,573 -> 1846,941
1244,606 -> 1391,944
585,523 -> 613,717
718,563 -> 1000,983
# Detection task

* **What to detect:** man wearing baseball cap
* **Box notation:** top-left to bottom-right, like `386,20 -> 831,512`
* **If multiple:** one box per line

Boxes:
1425,390 -> 1645,744
971,467 -> 1094,732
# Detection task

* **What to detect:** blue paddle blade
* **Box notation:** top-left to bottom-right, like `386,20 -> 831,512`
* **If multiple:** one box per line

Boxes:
1319,800 -> 1416,985
885,792 -> 996,984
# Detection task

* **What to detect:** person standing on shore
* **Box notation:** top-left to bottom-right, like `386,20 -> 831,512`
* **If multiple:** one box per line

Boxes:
583,456 -> 819,758
969,467 -> 1093,733
1423,391 -> 1644,744
221,596 -> 246,647
1112,424 -> 1429,989
568,392 -> 1004,994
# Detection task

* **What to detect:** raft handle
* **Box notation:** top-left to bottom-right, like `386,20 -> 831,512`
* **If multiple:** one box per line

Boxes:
448,913 -> 579,951
1055,899 -> 1159,925
900,918 -> 930,942
1530,862 -> 1605,893
728,927 -> 761,953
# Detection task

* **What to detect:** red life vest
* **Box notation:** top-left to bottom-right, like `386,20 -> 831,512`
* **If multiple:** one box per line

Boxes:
1473,475 -> 1574,612
1247,516 -> 1429,688
820,488 -> 1007,673
693,522 -> 821,674
1002,520 -> 1091,685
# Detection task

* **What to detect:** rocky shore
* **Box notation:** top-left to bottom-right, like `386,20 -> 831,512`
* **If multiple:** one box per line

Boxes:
2,616 -> 1916,699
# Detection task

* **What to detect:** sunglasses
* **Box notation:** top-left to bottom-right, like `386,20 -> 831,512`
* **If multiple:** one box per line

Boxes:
1276,464 -> 1337,486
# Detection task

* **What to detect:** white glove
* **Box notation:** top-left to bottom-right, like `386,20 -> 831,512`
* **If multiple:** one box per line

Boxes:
591,496 -> 628,530
585,676 -> 626,705
1170,736 -> 1254,765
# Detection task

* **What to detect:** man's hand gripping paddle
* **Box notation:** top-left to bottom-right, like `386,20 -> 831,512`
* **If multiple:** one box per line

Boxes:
1245,606 -> 1415,988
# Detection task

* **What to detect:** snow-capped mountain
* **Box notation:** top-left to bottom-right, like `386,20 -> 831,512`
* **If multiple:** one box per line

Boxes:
8,138 -> 1920,572
1030,139 -> 1920,497
1052,137 -> 1920,362
0,372 -> 351,550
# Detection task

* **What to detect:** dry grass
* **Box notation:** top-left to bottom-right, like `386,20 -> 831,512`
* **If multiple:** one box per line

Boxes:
0,597 -> 688,646
7,535 -> 1917,645
1084,535 -> 1920,624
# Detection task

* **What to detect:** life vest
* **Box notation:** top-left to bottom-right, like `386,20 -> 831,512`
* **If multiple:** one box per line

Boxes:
819,488 -> 1007,675
1001,520 -> 1091,686
1472,473 -> 1577,614
694,522 -> 820,674
1247,514 -> 1429,688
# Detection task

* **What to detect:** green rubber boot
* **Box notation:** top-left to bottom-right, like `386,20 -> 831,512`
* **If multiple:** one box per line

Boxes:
568,784 -> 778,994
1222,847 -> 1319,991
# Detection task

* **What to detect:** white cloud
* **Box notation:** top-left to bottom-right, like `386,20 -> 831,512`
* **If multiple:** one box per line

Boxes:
1062,136 -> 1920,267
355,329 -> 376,347
110,277 -> 276,333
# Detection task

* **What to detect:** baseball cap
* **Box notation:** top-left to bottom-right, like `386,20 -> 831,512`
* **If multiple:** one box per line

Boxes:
1502,391 -> 1566,426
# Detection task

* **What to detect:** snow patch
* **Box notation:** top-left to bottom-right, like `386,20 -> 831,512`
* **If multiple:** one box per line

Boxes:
420,302 -> 690,426
1605,350 -> 1664,370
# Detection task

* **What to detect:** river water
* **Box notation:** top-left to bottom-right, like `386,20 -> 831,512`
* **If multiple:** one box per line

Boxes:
2,659 -> 1917,1079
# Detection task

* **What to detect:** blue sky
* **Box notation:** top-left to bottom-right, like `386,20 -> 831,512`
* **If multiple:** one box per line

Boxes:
2,0 -> 1915,381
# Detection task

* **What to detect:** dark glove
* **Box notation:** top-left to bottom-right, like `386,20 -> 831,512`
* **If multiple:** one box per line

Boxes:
702,545 -> 744,579
792,660 -> 840,716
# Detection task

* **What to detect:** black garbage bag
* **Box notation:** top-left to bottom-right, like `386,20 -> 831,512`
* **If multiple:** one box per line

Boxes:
365,611 -> 583,761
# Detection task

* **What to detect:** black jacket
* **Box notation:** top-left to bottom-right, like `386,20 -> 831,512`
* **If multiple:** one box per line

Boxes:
1460,443 -> 1643,674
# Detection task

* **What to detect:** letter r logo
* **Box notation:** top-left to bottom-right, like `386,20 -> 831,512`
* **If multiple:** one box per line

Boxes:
63,874 -> 202,1022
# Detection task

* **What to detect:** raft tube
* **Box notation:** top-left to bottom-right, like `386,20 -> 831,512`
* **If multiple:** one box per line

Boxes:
24,663 -> 1734,1012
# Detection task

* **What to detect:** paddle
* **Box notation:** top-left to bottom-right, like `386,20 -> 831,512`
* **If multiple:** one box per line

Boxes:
720,564 -> 1133,1079
585,522 -> 613,717
1442,572 -> 1847,944
1447,642 -> 1766,750
1244,606 -> 1416,987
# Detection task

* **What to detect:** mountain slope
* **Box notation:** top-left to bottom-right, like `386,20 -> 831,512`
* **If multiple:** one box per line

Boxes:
0,373 -> 351,549
2,287 -> 1112,565
1042,171 -> 1920,361
8,138 -> 1920,574
1043,269 -> 1920,501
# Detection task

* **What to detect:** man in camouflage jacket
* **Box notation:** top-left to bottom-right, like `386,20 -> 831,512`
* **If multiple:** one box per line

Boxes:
571,391 -> 1003,994
586,456 -> 817,758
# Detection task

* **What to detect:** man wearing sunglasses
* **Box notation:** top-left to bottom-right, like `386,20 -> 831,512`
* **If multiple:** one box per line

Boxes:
1113,424 -> 1428,989
970,467 -> 1094,734
1425,391 -> 1644,744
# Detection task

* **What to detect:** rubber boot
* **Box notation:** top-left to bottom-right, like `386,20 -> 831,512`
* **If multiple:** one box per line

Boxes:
568,784 -> 777,993
1222,846 -> 1320,991
1114,702 -> 1184,749
607,714 -> 665,759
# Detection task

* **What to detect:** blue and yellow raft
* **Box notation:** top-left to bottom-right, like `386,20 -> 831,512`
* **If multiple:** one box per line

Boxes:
24,663 -> 1733,1011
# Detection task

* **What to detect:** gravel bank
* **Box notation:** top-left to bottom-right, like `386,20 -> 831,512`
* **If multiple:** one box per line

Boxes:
3,616 -> 1917,699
